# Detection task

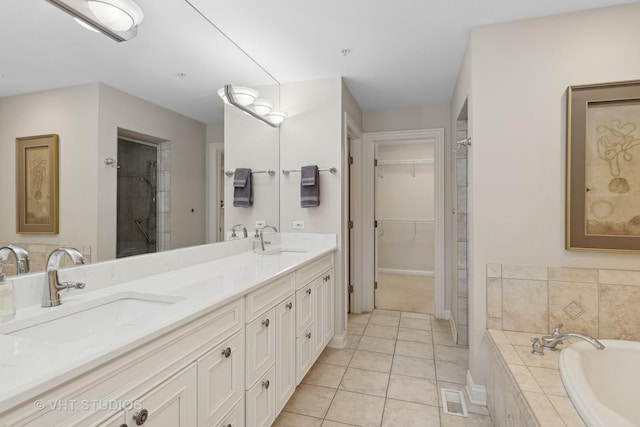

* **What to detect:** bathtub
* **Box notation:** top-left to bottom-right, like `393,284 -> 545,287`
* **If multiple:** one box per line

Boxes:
559,339 -> 640,427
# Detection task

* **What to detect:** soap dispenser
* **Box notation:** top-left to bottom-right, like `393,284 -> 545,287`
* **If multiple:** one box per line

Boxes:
0,265 -> 16,322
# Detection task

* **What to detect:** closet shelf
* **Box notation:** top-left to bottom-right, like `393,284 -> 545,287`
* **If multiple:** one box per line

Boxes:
225,169 -> 276,177
376,218 -> 434,223
377,159 -> 433,165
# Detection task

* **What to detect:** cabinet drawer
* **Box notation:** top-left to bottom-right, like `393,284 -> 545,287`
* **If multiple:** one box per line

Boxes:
246,309 -> 276,388
245,273 -> 295,322
296,254 -> 333,288
218,400 -> 244,427
245,366 -> 276,427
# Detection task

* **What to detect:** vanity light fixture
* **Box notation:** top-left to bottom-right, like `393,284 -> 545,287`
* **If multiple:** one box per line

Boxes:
45,0 -> 144,42
219,85 -> 286,128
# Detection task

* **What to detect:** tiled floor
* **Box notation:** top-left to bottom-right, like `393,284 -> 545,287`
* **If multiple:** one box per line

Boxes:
377,274 -> 434,314
273,309 -> 494,427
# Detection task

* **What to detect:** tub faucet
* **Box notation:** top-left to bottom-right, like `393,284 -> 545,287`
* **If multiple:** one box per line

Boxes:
230,224 -> 248,239
258,225 -> 278,251
542,332 -> 605,351
42,247 -> 86,307
0,244 -> 31,275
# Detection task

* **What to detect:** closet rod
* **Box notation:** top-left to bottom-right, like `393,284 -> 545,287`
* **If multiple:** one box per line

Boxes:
225,169 -> 276,177
282,167 -> 337,175
376,218 -> 434,223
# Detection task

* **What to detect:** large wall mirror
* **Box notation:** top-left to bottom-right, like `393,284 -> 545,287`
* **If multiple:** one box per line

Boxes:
0,0 -> 279,275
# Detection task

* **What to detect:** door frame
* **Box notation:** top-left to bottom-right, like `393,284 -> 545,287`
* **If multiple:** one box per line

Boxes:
353,128 -> 446,319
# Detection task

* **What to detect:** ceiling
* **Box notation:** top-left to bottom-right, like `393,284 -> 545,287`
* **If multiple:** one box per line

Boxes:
1,0 -> 637,123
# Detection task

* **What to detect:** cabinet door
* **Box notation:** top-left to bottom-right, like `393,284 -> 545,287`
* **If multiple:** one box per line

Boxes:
323,270 -> 335,346
245,367 -> 275,427
217,400 -> 244,427
312,276 -> 325,358
296,325 -> 314,384
295,285 -> 313,336
64,410 -> 126,427
275,295 -> 295,413
128,363 -> 197,427
246,308 -> 276,388
197,332 -> 243,427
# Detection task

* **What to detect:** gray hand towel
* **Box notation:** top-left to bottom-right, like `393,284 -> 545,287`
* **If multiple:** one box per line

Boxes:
300,165 -> 320,208
233,168 -> 253,207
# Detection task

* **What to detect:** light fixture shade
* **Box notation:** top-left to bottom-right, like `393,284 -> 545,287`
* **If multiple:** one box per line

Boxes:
88,0 -> 144,32
217,87 -> 230,104
268,110 -> 287,125
232,87 -> 259,106
252,99 -> 273,116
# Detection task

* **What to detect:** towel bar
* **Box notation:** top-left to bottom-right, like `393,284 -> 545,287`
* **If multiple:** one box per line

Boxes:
225,170 -> 276,177
282,167 -> 337,175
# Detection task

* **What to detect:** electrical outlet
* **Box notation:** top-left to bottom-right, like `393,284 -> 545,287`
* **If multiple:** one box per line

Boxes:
293,220 -> 304,229
255,220 -> 266,229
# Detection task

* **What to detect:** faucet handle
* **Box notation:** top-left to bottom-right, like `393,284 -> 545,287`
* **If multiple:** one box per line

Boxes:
552,323 -> 563,337
530,337 -> 544,356
61,282 -> 86,291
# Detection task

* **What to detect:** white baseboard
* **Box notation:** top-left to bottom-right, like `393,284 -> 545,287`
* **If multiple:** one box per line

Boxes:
466,370 -> 487,406
328,333 -> 347,349
378,269 -> 434,277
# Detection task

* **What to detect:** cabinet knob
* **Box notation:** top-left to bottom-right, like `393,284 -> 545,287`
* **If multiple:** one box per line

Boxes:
306,288 -> 311,294
119,424 -> 128,427
221,347 -> 232,358
262,318 -> 270,327
306,332 -> 312,339
286,302 -> 293,309
262,379 -> 270,389
133,408 -> 149,425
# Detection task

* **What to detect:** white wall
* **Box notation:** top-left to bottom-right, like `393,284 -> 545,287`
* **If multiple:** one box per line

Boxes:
0,85 -> 100,251
363,104 -> 450,133
459,2 -> 640,388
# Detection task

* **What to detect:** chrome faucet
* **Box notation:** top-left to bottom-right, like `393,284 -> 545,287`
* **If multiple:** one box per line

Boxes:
230,224 -> 248,239
0,244 -> 31,275
42,247 -> 86,307
258,225 -> 278,251
541,324 -> 605,351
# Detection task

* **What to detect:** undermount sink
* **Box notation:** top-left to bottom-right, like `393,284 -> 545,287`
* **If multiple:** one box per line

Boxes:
259,248 -> 308,255
2,292 -> 183,344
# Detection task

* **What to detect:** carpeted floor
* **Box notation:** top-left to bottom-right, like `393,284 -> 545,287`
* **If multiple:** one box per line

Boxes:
376,273 -> 434,314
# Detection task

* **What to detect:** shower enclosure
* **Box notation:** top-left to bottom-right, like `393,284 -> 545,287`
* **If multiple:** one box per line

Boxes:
116,138 -> 158,258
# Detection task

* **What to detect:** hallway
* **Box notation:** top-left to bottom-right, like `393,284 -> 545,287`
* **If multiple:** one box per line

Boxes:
273,310 -> 493,426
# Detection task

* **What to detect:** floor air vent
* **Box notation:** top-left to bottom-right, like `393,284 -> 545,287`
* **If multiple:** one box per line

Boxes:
441,388 -> 469,417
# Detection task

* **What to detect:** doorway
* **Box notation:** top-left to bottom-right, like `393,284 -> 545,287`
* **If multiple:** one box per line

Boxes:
375,140 -> 435,314
116,138 -> 158,258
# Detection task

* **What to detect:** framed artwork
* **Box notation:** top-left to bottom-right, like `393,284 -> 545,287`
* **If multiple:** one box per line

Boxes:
566,80 -> 640,252
16,134 -> 59,234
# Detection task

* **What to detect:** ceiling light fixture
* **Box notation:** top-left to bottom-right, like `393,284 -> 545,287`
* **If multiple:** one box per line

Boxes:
219,85 -> 285,127
45,0 -> 144,42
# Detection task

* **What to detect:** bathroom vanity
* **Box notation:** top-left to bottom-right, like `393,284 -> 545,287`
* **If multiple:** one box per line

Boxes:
0,234 -> 336,427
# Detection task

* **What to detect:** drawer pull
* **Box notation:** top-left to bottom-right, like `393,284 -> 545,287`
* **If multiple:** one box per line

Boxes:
221,347 -> 232,358
133,408 -> 149,425
306,332 -> 312,339
262,379 -> 270,389
306,288 -> 312,295
262,318 -> 270,327
286,302 -> 293,309
119,424 -> 128,427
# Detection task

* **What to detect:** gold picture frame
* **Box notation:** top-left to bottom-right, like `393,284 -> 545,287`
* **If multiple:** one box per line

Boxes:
566,80 -> 640,252
16,134 -> 59,234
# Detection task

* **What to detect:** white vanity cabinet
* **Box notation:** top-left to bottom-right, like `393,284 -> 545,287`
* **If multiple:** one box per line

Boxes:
295,254 -> 335,383
243,273 -> 296,427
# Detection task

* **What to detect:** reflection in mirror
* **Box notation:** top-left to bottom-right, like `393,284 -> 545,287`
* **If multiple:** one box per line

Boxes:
0,0 -> 279,275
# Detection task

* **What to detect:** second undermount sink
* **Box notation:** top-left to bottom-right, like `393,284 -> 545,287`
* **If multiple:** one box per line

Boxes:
3,293 -> 183,344
260,248 -> 308,255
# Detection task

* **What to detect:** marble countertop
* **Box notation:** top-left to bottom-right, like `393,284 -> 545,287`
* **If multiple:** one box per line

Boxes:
0,233 -> 336,413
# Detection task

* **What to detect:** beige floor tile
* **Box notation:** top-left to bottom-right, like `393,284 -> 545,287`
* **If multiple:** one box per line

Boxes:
400,317 -> 431,330
369,314 -> 401,327
381,398 -> 441,427
395,339 -> 434,359
345,334 -> 361,349
401,312 -> 432,320
325,390 -> 385,427
434,345 -> 469,362
321,421 -> 359,427
392,355 -> 436,380
437,381 -> 489,416
387,374 -> 438,406
347,321 -> 366,335
357,336 -> 396,354
349,350 -> 393,373
433,331 -> 457,346
302,363 -> 347,389
435,359 -> 467,384
398,327 -> 433,343
283,384 -> 337,418
273,411 -> 324,427
339,367 -> 390,397
318,348 -> 355,367
373,308 -> 402,317
348,313 -> 371,325
364,324 -> 399,339
439,409 -> 494,426
377,274 -> 434,314
431,319 -> 452,333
